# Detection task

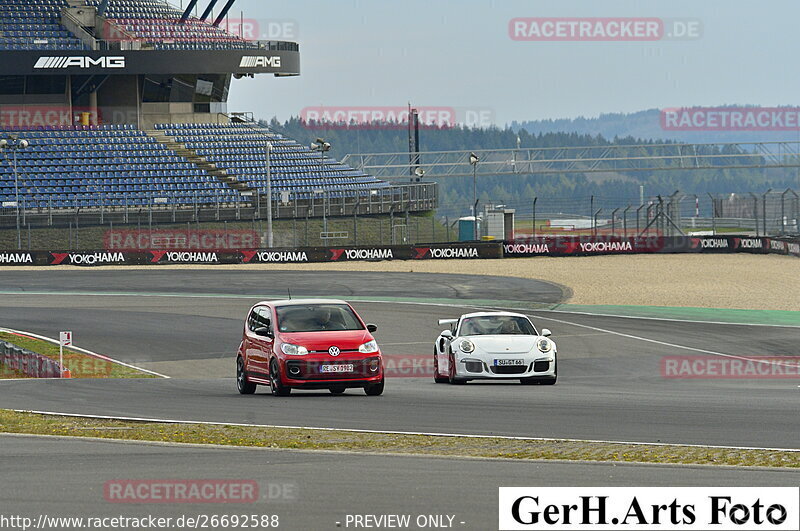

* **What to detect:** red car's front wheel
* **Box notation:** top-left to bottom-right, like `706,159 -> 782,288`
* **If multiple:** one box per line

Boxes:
364,379 -> 384,396
270,359 -> 291,396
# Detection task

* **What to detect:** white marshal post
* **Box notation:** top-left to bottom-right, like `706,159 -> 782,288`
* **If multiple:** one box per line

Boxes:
59,331 -> 72,378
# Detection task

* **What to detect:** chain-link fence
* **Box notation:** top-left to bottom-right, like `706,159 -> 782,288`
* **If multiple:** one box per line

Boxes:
436,189 -> 800,239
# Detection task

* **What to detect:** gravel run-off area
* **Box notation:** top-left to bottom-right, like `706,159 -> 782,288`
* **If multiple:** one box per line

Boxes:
5,254 -> 798,311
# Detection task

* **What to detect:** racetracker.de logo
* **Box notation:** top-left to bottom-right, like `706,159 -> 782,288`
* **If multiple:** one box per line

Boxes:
105,229 -> 259,251
662,107 -> 800,131
509,18 -> 702,41
0,106 -> 101,128
299,107 -> 495,130
661,356 -> 800,379
383,355 -> 434,378
104,480 -> 259,504
223,18 -> 299,41
301,107 -> 455,130
98,18 -> 299,42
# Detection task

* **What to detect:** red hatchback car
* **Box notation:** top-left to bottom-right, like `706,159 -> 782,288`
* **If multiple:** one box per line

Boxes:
236,299 -> 384,396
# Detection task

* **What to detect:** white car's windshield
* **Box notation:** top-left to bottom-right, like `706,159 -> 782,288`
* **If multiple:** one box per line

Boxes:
459,316 -> 536,336
276,304 -> 364,332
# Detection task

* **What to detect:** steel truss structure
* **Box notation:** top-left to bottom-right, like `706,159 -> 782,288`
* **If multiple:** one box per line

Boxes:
343,141 -> 800,179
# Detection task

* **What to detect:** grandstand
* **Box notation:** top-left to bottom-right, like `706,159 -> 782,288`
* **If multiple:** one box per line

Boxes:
0,0 -> 436,232
84,0 -> 260,50
151,123 -> 392,201
0,124 -> 240,209
0,0 -> 86,50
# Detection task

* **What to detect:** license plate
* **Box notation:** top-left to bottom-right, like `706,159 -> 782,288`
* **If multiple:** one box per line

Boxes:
494,359 -> 525,366
320,364 -> 354,373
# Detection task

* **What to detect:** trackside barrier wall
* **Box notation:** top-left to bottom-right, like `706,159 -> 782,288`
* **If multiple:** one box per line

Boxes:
0,243 -> 503,265
0,340 -> 65,378
0,237 -> 797,266
502,236 -> 800,258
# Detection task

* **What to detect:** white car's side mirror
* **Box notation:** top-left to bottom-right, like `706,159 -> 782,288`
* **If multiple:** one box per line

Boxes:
541,328 -> 552,337
441,330 -> 454,339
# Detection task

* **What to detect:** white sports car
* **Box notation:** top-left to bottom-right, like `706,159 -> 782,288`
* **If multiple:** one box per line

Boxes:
433,311 -> 557,385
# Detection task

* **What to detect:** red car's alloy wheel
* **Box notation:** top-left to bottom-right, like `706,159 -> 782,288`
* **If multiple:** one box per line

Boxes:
270,359 -> 291,396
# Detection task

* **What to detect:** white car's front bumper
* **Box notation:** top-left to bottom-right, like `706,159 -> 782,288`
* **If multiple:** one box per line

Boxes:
452,351 -> 556,379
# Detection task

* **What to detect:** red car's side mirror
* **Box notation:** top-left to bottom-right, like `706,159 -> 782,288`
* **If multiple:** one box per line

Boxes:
254,327 -> 273,338
366,324 -> 378,333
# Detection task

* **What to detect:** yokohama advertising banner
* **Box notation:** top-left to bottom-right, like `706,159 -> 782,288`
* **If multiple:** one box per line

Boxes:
504,236 -> 667,257
323,243 -> 502,261
411,243 -> 502,260
326,246 -> 405,262
0,237 -> 797,266
503,236 -> 778,257
684,236 -> 768,253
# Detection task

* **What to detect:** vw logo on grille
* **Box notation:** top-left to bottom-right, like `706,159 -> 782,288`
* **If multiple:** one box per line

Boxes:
328,346 -> 341,357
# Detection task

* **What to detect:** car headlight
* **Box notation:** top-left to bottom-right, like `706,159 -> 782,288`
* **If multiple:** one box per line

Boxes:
460,339 -> 475,353
281,343 -> 308,356
537,338 -> 552,353
359,340 -> 379,354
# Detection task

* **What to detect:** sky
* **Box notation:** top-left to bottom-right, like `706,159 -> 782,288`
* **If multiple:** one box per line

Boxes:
176,0 -> 800,127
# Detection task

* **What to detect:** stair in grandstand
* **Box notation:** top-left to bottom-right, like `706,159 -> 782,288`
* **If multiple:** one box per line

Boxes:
146,129 -> 254,195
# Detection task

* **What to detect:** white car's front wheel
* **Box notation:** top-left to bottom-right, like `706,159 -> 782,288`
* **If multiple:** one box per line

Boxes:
448,352 -> 467,385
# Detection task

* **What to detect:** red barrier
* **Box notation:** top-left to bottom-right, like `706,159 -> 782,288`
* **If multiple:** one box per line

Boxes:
0,340 -> 67,378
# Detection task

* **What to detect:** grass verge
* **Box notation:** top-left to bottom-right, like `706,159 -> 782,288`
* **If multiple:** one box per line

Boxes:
0,410 -> 797,468
0,332 -> 156,379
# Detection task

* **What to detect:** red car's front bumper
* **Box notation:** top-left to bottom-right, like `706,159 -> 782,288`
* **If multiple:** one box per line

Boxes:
279,354 -> 383,388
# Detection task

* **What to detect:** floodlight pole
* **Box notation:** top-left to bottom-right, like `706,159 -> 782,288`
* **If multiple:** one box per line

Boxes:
13,148 -> 20,250
469,153 -> 479,240
265,141 -> 274,247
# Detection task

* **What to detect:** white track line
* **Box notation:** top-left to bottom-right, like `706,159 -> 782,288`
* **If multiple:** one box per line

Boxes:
527,315 -> 800,369
534,308 -> 800,329
11,409 -> 800,453
0,327 -> 169,379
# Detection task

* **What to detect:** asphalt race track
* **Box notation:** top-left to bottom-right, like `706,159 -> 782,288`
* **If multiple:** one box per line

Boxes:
0,269 -> 568,302
4,434 -> 800,530
0,270 -> 798,449
2,269 -> 800,528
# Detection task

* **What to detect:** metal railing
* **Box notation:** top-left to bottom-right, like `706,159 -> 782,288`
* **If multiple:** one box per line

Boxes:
0,183 -> 438,249
4,187 -> 797,249
435,189 -> 800,239
344,142 -> 800,179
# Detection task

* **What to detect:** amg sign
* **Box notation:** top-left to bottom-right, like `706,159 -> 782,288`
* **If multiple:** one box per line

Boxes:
33,56 -> 126,69
2,50 -> 299,76
239,56 -> 282,68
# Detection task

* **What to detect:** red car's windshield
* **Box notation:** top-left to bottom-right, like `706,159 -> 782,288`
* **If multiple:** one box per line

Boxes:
276,304 -> 365,333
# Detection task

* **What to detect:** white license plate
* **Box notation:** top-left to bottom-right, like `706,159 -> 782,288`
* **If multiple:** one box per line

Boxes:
494,359 -> 525,366
320,364 -> 354,373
